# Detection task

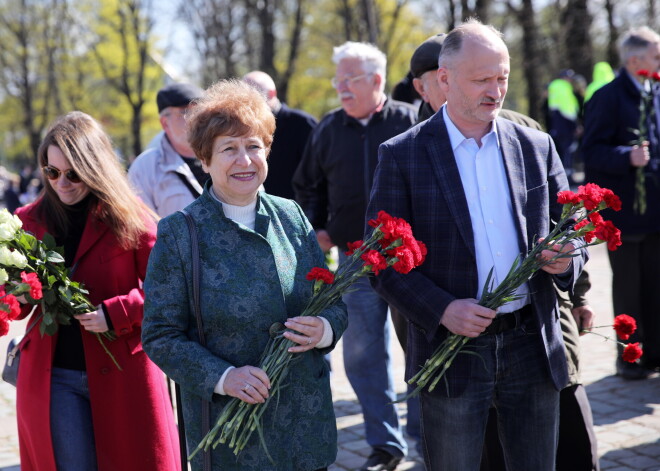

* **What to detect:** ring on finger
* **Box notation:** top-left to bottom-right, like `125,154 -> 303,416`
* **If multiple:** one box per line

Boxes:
243,383 -> 251,392
306,338 -> 312,346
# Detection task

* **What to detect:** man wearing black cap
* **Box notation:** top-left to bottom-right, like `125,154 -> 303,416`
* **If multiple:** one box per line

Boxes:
410,33 -> 447,122
128,82 -> 207,217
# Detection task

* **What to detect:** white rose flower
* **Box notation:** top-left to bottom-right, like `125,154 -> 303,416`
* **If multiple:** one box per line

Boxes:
0,268 -> 7,285
9,250 -> 27,269
0,246 -> 12,266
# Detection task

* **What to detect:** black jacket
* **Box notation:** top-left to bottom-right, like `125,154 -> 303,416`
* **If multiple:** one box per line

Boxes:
293,98 -> 416,250
582,70 -> 660,234
264,103 -> 317,200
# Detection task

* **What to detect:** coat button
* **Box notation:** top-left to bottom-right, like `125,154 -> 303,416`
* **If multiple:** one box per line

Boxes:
100,367 -> 110,375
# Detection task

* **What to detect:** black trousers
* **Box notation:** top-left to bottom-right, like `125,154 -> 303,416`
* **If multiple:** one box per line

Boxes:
608,232 -> 660,367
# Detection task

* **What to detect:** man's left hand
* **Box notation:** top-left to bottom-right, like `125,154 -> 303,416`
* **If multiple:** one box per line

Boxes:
538,240 -> 575,274
571,305 -> 595,334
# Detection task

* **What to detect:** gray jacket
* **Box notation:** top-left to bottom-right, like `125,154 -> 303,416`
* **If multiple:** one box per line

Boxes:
128,134 -> 203,217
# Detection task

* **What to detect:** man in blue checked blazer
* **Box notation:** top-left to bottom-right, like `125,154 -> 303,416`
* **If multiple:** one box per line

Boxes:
366,20 -> 588,471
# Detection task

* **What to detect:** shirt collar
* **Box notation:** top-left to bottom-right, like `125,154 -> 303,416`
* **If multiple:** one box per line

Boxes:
442,104 -> 499,151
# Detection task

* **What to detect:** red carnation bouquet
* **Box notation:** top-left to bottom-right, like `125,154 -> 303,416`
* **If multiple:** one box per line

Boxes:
407,183 -> 623,397
630,69 -> 660,215
585,314 -> 643,363
191,210 -> 426,461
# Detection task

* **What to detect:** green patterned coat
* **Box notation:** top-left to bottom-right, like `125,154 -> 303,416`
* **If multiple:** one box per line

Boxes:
142,188 -> 348,471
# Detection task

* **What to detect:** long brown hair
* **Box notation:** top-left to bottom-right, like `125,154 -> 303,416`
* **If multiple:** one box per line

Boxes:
36,111 -> 156,249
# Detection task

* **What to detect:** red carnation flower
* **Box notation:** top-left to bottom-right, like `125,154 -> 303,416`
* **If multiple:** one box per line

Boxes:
0,319 -> 9,337
622,342 -> 643,363
600,188 -> 622,211
577,183 -> 604,211
557,190 -> 580,205
593,220 -> 622,251
390,246 -> 416,274
20,271 -> 43,300
652,72 -> 660,81
345,240 -> 364,256
0,285 -> 20,321
636,69 -> 650,78
361,250 -> 388,275
589,212 -> 604,225
574,220 -> 595,243
368,210 -> 395,230
305,267 -> 335,284
613,314 -> 637,340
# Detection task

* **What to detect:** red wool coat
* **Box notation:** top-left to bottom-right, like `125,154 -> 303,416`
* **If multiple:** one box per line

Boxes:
14,202 -> 180,471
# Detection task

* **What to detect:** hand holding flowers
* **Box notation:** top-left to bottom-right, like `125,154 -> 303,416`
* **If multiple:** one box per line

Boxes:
407,183 -> 622,397
191,210 -> 426,462
629,69 -> 660,215
0,208 -> 119,369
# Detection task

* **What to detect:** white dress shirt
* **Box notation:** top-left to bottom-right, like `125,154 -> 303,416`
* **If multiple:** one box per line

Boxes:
443,106 -> 529,313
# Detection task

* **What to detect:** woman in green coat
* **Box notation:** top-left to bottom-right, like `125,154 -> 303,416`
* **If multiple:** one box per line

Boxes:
142,80 -> 348,471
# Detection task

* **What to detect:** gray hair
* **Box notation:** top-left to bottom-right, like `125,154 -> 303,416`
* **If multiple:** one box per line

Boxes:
619,26 -> 660,64
438,19 -> 505,69
332,41 -> 387,91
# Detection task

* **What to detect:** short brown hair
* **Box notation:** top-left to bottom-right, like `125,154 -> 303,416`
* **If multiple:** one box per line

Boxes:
186,79 -> 275,164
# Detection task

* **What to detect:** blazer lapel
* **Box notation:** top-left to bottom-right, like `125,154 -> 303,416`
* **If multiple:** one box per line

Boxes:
497,118 -> 529,252
424,113 -> 476,259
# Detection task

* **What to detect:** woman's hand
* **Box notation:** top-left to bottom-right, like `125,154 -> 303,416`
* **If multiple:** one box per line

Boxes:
74,308 -> 109,333
284,316 -> 324,353
224,366 -> 271,404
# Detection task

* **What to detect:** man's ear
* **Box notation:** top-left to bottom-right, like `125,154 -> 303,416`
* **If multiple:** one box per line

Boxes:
373,73 -> 383,89
159,114 -> 169,133
412,77 -> 428,102
437,67 -> 450,89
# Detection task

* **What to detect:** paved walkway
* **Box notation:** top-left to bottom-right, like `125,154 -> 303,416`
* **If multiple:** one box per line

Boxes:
1,243 -> 659,470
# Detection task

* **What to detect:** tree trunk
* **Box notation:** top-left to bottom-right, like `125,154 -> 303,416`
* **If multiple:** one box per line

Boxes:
279,0 -> 305,102
604,0 -> 618,69
518,0 -> 542,122
562,0 -> 593,80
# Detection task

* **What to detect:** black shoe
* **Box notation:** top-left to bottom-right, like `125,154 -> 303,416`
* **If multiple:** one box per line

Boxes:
360,449 -> 403,471
616,359 -> 651,380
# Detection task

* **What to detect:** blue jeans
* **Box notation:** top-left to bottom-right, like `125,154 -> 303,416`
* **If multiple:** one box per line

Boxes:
50,368 -> 98,471
420,319 -> 559,470
339,255 -> 406,457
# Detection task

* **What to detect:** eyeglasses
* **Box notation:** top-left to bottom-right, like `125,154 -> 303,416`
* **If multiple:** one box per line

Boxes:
331,73 -> 372,89
42,165 -> 82,184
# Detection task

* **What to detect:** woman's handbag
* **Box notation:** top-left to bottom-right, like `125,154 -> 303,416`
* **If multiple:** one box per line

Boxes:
2,308 -> 42,387
178,208 -> 212,471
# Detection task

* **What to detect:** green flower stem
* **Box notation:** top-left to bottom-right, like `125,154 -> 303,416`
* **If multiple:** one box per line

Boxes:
192,224 -> 396,460
407,208 -> 597,397
580,329 -> 628,348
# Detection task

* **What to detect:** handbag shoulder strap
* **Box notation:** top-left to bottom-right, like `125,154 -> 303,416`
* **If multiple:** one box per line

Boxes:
178,208 -> 212,471
179,209 -> 206,347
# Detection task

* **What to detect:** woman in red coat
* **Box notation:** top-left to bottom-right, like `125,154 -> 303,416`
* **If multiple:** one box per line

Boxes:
14,111 -> 180,471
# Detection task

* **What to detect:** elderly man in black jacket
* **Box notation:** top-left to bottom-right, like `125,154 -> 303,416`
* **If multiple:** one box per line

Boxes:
582,26 -> 660,380
293,41 -> 416,471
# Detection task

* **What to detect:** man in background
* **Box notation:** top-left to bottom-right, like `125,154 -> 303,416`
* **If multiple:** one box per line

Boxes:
582,26 -> 660,379
243,71 -> 317,200
129,82 -> 206,217
294,41 -> 416,471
